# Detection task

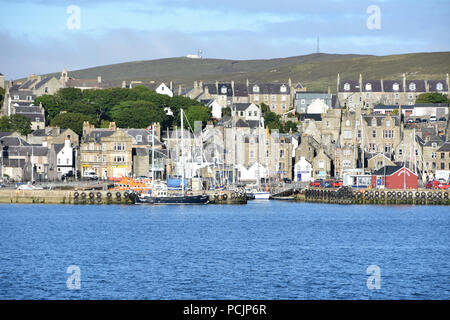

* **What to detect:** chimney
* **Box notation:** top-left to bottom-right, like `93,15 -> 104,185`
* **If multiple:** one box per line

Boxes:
359,74 -> 362,92
178,84 -> 182,96
83,121 -> 92,136
205,85 -> 209,96
402,73 -> 406,92
425,80 -> 430,92
169,81 -> 173,91
108,122 -> 117,131
121,80 -> 126,88
231,80 -> 235,91
199,80 -> 203,90
288,78 -> 292,87
194,81 -> 198,90
97,76 -> 102,84
337,73 -> 340,92
215,81 -> 219,92
154,122 -> 161,140
246,78 -> 249,87
64,138 -> 71,148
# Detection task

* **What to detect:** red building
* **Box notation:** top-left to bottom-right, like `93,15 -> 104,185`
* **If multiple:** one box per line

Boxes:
371,165 -> 418,189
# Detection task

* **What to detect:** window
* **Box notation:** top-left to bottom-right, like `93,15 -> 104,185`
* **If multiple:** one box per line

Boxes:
432,143 -> 437,148
271,104 -> 276,110
301,99 -> 306,105
26,96 -> 33,100
254,95 -> 259,101
365,83 -> 372,91
409,83 -> 416,91
319,160 -> 324,168
441,153 -> 445,159
357,130 -> 361,139
221,87 -> 227,94
271,95 -> 276,101
280,150 -> 284,158
398,149 -> 403,156
441,163 -> 445,170
326,121 -> 330,128
372,130 -> 377,138
395,93 -> 399,99
13,95 -> 19,100
366,93 -> 370,99
383,130 -> 394,139
281,95 -> 286,102
102,143 -> 106,151
344,130 -> 352,139
45,87 -> 48,93
248,111 -> 252,117
35,117 -> 40,122
136,135 -> 142,142
371,119 -> 377,127
280,85 -> 287,93
264,95 -> 268,101
282,104 -> 286,110
436,82 -> 444,91
343,160 -> 351,168
253,85 -> 259,93
384,145 -> 390,153
250,151 -> 254,158
254,111 -> 258,116
393,83 -> 400,91
344,83 -> 350,91
346,120 -> 350,127
240,111 -> 244,117
431,152 -> 436,159
408,93 -> 413,99
386,120 -> 391,127
343,149 -> 351,156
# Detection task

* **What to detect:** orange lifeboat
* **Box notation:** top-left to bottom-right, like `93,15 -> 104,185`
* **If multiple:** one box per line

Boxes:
113,177 -> 153,193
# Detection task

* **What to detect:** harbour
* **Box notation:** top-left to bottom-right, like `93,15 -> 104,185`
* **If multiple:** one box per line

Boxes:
0,201 -> 448,299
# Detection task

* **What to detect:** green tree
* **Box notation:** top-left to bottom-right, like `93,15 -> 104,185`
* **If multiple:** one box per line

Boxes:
110,100 -> 167,129
283,120 -> 298,133
259,103 -> 269,114
184,105 -> 211,128
34,94 -> 61,124
416,93 -> 449,104
0,115 -> 11,132
390,109 -> 399,115
50,113 -> 96,136
9,114 -> 32,135
222,107 -> 231,117
0,87 -> 5,110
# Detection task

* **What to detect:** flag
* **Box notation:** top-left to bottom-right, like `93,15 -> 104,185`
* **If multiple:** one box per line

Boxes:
146,125 -> 152,132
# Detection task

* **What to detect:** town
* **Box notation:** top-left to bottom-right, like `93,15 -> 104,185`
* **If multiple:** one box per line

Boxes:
0,69 -> 449,195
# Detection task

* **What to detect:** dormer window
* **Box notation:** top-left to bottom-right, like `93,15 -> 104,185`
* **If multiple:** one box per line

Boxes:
221,86 -> 227,94
436,82 -> 444,91
344,83 -> 350,91
253,85 -> 259,93
136,135 -> 142,142
13,95 -> 19,100
371,118 -> 377,127
409,83 -> 416,91
280,85 -> 287,93
393,83 -> 400,91
365,83 -> 372,91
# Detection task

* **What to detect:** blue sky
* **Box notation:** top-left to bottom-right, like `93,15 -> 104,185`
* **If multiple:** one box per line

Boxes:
0,0 -> 449,79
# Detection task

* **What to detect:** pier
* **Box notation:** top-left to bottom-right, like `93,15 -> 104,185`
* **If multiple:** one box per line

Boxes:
297,187 -> 450,205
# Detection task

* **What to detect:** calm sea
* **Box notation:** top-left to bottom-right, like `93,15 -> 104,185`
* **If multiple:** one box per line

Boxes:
0,202 -> 448,300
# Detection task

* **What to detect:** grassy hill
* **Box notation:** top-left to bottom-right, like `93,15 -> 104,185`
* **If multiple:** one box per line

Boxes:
34,52 -> 450,92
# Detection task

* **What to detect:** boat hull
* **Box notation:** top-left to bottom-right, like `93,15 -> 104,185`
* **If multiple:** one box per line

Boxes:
253,192 -> 271,200
135,194 -> 209,205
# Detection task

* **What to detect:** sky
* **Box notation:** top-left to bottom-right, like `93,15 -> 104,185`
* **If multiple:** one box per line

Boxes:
0,0 -> 449,79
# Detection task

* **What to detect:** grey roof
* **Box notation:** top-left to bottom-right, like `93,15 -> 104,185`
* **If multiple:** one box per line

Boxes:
82,130 -> 115,143
300,114 -> 322,121
34,77 -> 52,89
203,84 -> 217,95
9,90 -> 35,101
331,94 -> 340,108
200,99 -> 214,107
0,132 -> 14,139
362,80 -> 382,92
246,120 -> 261,128
31,129 -> 47,137
373,105 -> 414,110
53,143 -> 65,154
427,80 -> 448,92
14,106 -> 42,113
363,115 -> 400,126
235,119 -> 249,128
415,103 -> 449,108
0,136 -> 30,146
406,80 -> 426,92
1,158 -> 25,168
5,146 -> 48,157
382,80 -> 403,92
339,80 -> 360,92
18,113 -> 45,123
217,83 -> 233,96
437,142 -> 450,152
233,103 -> 252,111
249,83 -> 290,95
19,79 -> 37,90
233,83 -> 248,97
372,165 -> 404,176
126,129 -> 162,146
135,148 -> 149,156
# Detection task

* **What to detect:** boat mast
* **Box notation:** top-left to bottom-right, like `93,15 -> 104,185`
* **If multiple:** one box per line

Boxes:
181,108 -> 185,193
257,108 -> 261,191
31,147 -> 34,183
151,123 -> 155,188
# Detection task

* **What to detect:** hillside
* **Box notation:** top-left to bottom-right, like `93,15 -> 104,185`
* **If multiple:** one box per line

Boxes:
33,52 -> 450,92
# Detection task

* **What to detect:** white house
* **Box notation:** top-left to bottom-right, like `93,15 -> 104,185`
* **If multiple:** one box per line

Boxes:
201,99 -> 222,119
294,157 -> 312,182
55,139 -> 73,175
155,83 -> 174,98
237,163 -> 268,183
232,103 -> 261,121
307,99 -> 329,114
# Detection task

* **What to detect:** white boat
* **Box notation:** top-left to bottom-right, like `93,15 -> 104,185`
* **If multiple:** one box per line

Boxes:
253,191 -> 271,199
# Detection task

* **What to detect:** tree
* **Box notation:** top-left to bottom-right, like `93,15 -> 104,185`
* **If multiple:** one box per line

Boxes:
34,94 -> 62,124
283,120 -> 298,133
0,87 -> 5,110
184,105 -> 211,129
260,103 -> 269,114
109,100 -> 167,129
0,116 -> 11,132
9,114 -> 32,135
390,109 -> 399,115
222,107 -> 231,117
416,93 -> 449,104
51,113 -> 96,136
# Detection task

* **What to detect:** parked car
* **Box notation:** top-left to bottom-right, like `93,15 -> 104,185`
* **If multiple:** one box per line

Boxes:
83,170 -> 98,181
407,118 -> 415,123
331,180 -> 343,188
439,117 -> 447,122
425,180 -> 440,189
283,178 -> 292,184
309,179 -> 323,187
421,119 -> 428,123
17,184 -> 43,190
321,180 -> 332,188
437,183 -> 450,190
430,116 -> 437,123
61,170 -> 80,181
415,118 -> 421,123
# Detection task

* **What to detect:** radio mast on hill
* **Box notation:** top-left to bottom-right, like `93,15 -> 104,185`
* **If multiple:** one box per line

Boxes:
317,36 -> 320,54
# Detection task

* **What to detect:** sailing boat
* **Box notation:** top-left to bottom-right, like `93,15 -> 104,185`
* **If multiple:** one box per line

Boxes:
252,108 -> 271,200
135,110 -> 209,205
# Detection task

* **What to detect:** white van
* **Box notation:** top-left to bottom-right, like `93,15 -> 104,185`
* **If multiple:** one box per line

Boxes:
83,170 -> 98,180
430,115 -> 437,122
